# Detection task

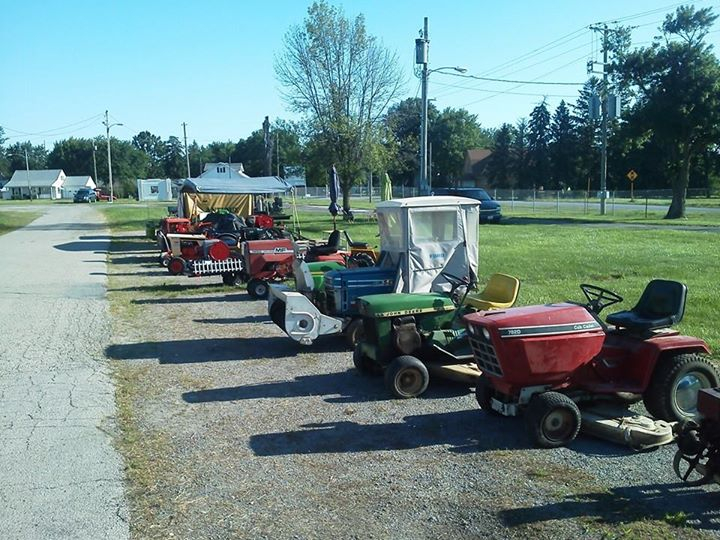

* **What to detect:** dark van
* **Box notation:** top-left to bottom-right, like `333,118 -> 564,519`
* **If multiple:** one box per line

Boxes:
433,187 -> 502,223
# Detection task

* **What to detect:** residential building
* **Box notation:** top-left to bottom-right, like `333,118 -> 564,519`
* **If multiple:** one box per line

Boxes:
62,175 -> 97,199
2,169 -> 66,200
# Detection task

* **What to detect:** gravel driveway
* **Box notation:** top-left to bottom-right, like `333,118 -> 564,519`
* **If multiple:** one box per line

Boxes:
0,204 -> 128,539
106,231 -> 719,539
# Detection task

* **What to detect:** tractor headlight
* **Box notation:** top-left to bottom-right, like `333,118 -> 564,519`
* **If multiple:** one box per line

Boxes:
482,328 -> 491,341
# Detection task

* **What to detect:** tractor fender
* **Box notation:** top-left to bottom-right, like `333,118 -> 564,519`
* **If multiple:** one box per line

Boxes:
637,335 -> 711,389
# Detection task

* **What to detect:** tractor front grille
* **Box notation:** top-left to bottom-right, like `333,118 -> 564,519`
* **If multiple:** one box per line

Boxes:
362,317 -> 378,344
468,336 -> 503,377
190,258 -> 244,276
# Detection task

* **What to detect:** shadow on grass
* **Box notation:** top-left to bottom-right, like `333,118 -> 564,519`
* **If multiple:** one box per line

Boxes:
500,481 -> 720,533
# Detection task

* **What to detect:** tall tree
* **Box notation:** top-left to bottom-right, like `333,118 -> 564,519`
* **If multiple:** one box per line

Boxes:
549,101 -> 577,189
527,100 -> 551,189
46,138 -> 95,177
512,119 -> 531,189
486,123 -> 515,188
615,5 -> 720,218
571,79 -> 601,192
429,107 -> 492,184
275,1 -> 404,208
132,131 -> 165,177
385,98 -> 438,187
5,141 -> 48,172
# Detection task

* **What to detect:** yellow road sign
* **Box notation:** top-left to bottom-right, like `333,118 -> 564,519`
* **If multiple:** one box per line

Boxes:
627,169 -> 638,181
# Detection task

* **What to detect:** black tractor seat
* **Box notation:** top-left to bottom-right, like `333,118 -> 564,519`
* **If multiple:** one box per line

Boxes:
306,229 -> 342,259
344,231 -> 369,249
606,279 -> 687,333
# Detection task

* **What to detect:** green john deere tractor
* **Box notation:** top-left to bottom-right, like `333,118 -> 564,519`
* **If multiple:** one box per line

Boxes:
354,272 -> 520,398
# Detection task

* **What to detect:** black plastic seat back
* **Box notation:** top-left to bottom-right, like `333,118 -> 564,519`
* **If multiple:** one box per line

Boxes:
306,229 -> 341,260
606,279 -> 687,332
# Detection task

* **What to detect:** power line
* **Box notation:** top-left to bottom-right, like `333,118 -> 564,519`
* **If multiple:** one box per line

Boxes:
430,80 -> 577,98
3,113 -> 103,139
442,71 -> 584,86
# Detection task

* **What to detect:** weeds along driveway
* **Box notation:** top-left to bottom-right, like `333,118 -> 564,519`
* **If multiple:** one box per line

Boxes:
107,232 -> 720,540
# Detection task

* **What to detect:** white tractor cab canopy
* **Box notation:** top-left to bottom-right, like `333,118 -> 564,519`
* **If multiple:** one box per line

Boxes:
268,196 -> 480,345
376,196 -> 480,293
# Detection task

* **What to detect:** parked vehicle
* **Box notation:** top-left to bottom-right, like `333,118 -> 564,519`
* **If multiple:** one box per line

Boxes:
354,273 -> 520,398
267,196 -> 481,346
674,387 -> 720,485
433,187 -> 501,223
73,188 -> 97,203
463,280 -> 719,448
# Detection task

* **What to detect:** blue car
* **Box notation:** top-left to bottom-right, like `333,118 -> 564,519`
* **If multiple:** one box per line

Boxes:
433,187 -> 502,223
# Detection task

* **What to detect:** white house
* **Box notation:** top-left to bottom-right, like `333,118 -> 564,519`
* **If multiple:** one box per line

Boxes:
61,175 -> 96,199
200,162 -> 250,180
2,169 -> 66,200
136,178 -> 174,201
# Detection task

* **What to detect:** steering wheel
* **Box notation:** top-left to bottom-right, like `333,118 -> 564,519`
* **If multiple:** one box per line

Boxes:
440,272 -> 475,307
580,284 -> 623,314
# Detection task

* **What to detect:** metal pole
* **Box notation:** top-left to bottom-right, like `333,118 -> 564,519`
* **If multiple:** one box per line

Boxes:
105,111 -> 114,203
276,132 -> 280,177
419,17 -> 429,196
182,122 -> 191,179
600,26 -> 608,216
92,142 -> 98,187
24,148 -> 30,200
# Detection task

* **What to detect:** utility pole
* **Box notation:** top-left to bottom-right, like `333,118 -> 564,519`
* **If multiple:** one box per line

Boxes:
24,148 -> 30,200
416,17 -> 430,195
276,132 -> 280,177
182,122 -> 191,179
589,24 -> 611,215
92,142 -> 98,186
102,110 -> 123,203
263,116 -> 272,176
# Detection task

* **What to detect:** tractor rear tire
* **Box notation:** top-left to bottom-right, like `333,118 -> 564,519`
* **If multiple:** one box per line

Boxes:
475,375 -> 499,415
349,252 -> 375,268
643,353 -> 719,422
167,257 -> 185,276
385,355 -> 429,399
344,318 -> 365,349
353,344 -> 382,376
269,300 -> 286,331
525,392 -> 581,448
247,278 -> 269,300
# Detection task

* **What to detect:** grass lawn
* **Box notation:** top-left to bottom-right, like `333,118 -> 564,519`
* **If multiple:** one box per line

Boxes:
0,210 -> 42,235
99,205 -> 720,357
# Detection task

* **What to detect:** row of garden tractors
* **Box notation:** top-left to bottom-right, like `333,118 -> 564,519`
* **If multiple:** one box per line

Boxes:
265,196 -> 718,452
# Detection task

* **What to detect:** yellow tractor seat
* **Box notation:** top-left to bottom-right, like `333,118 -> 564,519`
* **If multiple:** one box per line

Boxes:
464,273 -> 520,311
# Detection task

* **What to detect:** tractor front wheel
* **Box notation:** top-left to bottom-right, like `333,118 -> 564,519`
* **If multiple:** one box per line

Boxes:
167,257 -> 185,276
353,344 -> 382,376
247,278 -> 269,300
222,272 -> 242,286
643,353 -> 719,422
344,318 -> 365,349
525,392 -> 581,448
385,355 -> 429,399
475,375 -> 499,414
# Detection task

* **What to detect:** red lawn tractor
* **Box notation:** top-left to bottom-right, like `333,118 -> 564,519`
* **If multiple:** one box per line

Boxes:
464,280 -> 718,448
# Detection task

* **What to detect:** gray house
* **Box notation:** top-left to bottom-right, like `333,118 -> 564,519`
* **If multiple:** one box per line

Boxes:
2,169 -> 66,200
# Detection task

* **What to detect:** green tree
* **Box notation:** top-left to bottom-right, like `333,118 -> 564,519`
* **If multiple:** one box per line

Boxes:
132,131 -> 165,177
0,126 -> 9,178
163,136 -> 187,179
275,1 -> 404,208
429,107 -> 492,184
385,98 -> 439,187
512,119 -> 531,188
571,79 -> 601,191
5,141 -> 48,172
527,100 -> 551,189
549,101 -> 577,189
46,137 -> 96,177
615,5 -> 720,218
486,123 -> 515,188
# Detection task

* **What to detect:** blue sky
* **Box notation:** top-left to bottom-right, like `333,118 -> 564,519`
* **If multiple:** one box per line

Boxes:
2,0 -> 718,148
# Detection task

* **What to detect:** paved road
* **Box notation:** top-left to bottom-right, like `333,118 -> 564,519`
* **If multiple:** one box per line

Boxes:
0,205 -> 128,539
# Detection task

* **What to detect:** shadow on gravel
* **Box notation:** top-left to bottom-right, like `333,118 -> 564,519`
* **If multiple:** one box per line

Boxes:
106,336 -> 304,363
26,222 -> 107,231
182,370 -> 468,406
500,482 -> 720,532
54,240 -> 109,252
81,234 -> 143,241
193,315 -> 268,325
132,293 -> 249,305
248,409 -> 532,455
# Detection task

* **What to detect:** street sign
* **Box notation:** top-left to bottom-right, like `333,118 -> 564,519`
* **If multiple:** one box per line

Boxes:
627,169 -> 638,182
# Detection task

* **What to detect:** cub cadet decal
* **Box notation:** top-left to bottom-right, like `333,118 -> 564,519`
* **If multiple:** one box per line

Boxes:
499,320 -> 602,339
